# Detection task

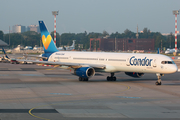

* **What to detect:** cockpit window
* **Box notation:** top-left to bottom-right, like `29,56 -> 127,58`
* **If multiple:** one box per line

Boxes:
161,61 -> 175,64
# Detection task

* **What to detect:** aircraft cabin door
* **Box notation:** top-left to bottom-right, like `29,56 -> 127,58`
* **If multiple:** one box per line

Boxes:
152,59 -> 157,67
126,57 -> 130,66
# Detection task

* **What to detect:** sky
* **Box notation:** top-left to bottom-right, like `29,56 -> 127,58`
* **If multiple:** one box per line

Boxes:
1,0 -> 180,34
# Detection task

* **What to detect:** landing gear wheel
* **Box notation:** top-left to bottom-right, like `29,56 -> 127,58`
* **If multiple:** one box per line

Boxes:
107,76 -> 110,81
79,77 -> 88,81
107,75 -> 116,81
156,73 -> 162,85
155,81 -> 161,85
84,78 -> 88,81
113,77 -> 116,81
79,77 -> 82,81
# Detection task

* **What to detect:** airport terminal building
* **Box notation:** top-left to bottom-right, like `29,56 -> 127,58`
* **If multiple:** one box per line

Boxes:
90,38 -> 155,51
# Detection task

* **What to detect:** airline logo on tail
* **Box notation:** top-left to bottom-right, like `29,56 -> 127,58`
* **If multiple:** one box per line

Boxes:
39,21 -> 58,53
42,35 -> 52,50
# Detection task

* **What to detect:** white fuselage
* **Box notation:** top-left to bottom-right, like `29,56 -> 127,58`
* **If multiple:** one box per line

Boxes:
48,51 -> 178,74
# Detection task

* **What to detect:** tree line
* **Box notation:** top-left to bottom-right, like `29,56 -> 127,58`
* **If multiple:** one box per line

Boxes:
0,28 -> 179,50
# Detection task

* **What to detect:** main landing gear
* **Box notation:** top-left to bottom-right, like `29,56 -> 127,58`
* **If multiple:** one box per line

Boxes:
156,73 -> 164,85
79,77 -> 88,81
107,73 -> 116,81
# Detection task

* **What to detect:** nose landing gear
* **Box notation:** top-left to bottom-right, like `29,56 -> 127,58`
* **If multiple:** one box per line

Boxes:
156,73 -> 164,85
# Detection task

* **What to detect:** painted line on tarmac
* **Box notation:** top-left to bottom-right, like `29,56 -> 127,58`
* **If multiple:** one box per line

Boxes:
29,105 -> 50,120
120,84 -> 131,92
45,68 -> 56,70
117,96 -> 141,99
29,84 -> 130,120
78,84 -> 131,97
49,93 -> 72,95
29,101 -> 78,120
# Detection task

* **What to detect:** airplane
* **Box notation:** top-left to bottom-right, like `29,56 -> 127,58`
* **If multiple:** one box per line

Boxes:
2,47 -> 10,60
57,46 -> 64,51
14,21 -> 178,85
65,40 -> 76,50
24,46 -> 33,50
0,47 -> 10,62
57,40 -> 76,51
165,48 -> 180,54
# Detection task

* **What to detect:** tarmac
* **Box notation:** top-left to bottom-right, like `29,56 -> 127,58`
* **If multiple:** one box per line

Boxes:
0,60 -> 180,120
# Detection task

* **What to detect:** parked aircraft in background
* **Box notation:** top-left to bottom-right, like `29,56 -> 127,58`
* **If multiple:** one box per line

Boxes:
1,47 -> 10,61
57,46 -> 64,51
24,46 -> 33,50
33,45 -> 43,51
165,48 -> 180,54
13,45 -> 24,51
14,21 -> 178,85
57,40 -> 76,51
65,40 -> 76,50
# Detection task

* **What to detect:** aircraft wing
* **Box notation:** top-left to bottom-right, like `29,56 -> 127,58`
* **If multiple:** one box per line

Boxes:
15,59 -> 106,69
23,54 -> 48,60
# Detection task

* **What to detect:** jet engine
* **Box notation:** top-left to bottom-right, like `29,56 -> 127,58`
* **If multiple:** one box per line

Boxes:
74,67 -> 95,78
125,72 -> 144,78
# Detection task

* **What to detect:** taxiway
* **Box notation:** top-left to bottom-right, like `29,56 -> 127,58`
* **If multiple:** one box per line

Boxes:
0,62 -> 180,120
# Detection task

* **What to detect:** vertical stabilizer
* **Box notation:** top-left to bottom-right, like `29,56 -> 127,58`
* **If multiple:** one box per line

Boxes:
2,47 -> 10,59
157,48 -> 160,54
71,40 -> 76,48
38,21 -> 58,53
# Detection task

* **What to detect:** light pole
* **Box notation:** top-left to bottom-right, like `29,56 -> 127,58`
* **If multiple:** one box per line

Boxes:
52,11 -> 59,46
173,10 -> 179,54
161,39 -> 162,53
9,26 -> 10,47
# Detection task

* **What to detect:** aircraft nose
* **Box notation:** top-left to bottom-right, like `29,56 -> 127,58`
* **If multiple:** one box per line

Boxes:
171,64 -> 178,73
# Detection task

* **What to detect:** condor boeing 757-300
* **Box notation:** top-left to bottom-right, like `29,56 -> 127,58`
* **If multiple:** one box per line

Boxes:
16,21 -> 178,85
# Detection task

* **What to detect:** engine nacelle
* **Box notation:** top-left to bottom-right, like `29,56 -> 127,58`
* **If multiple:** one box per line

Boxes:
74,67 -> 95,78
125,72 -> 144,78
